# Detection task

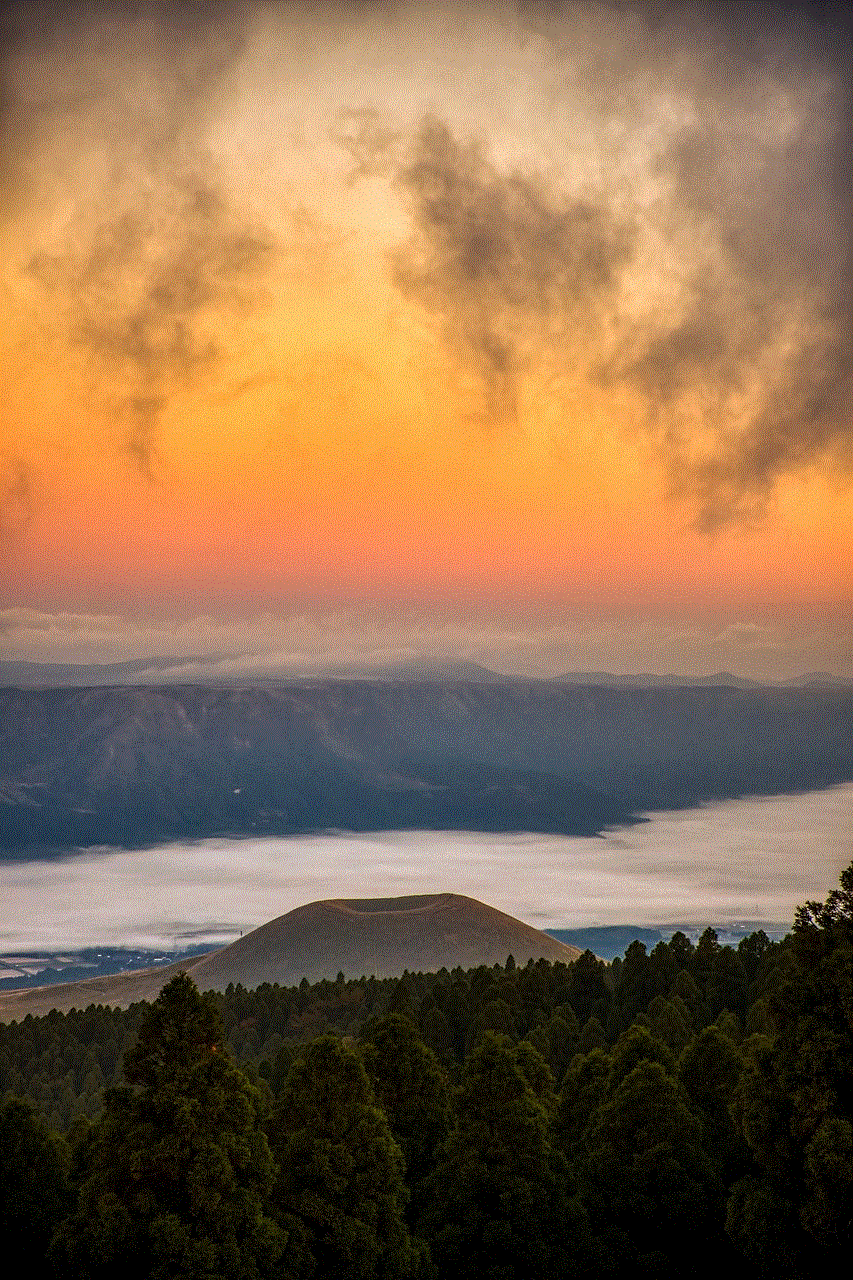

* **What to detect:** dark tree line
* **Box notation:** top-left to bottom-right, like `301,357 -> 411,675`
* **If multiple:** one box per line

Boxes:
2,861 -> 851,1277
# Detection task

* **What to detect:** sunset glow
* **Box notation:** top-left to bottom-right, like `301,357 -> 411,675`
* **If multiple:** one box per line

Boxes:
1,2 -> 850,678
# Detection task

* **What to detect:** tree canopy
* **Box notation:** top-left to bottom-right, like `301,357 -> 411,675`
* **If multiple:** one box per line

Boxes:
270,1033 -> 424,1280
4,861 -> 853,1279
51,973 -> 282,1280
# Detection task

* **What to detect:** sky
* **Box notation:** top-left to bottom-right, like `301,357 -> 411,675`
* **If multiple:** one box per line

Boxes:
1,0 -> 851,679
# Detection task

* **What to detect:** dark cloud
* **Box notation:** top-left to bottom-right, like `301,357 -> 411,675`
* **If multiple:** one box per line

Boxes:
0,1 -> 250,203
0,454 -> 32,554
6,0 -> 274,474
4,1 -> 850,516
331,107 -> 400,184
385,4 -> 851,524
390,116 -> 631,425
32,176 -> 274,475
602,11 -> 852,527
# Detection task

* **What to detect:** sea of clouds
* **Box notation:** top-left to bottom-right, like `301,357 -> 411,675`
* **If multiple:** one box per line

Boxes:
1,784 -> 850,952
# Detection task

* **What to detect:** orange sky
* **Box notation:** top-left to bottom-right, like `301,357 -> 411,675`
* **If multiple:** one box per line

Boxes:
1,2 -> 850,677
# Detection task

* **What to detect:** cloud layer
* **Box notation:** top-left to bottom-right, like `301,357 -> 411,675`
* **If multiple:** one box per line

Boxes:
373,3 -> 852,525
2,603 -> 851,682
391,116 -> 631,427
7,0 -> 274,473
4,786 -> 852,947
3,1 -> 848,507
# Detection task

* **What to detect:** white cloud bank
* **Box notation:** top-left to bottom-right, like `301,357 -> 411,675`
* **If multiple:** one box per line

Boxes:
1,784 -> 850,951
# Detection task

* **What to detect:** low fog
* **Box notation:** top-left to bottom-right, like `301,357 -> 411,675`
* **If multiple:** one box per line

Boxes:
1,784 -> 850,952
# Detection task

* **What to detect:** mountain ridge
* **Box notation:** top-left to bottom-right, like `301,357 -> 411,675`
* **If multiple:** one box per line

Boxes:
1,679 -> 851,852
3,659 -> 852,689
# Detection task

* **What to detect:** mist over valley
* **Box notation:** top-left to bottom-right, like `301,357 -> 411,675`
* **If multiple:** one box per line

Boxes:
1,784 -> 849,962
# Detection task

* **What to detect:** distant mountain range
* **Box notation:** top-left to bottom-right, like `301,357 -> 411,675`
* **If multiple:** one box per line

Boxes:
1,658 -> 851,689
555,671 -> 853,689
0,658 -> 505,688
1,678 -> 851,853
0,894 -> 582,1020
0,656 -> 206,687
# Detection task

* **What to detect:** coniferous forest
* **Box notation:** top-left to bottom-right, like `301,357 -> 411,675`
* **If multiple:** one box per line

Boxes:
2,862 -> 851,1279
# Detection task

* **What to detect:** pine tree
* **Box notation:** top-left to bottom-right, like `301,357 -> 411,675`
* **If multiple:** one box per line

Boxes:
360,1013 -> 451,1191
270,1034 -> 424,1280
51,973 -> 282,1280
584,1059 -> 717,1270
419,1032 -> 591,1280
727,861 -> 853,1271
0,1096 -> 70,1277
679,1024 -> 747,1184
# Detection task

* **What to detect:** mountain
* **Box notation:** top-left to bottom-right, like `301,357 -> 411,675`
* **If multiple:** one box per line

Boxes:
0,657 -> 505,688
547,926 -> 664,961
555,671 -> 766,688
556,671 -> 853,689
781,672 -> 853,688
312,660 -> 505,682
0,893 -> 582,1020
1,679 -> 852,853
0,657 -> 205,687
6,659 -> 852,691
188,893 -> 582,988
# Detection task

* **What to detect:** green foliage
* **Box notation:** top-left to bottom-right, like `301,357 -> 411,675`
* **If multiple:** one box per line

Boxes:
645,994 -> 693,1052
577,1015 -> 607,1055
566,950 -> 610,1024
0,1096 -> 70,1275
584,1059 -> 717,1268
544,1006 -> 579,1079
727,860 -> 853,1267
556,1048 -> 611,1158
607,1024 -> 674,1090
612,941 -> 659,1031
419,1032 -> 590,1280
360,1013 -> 451,1191
706,946 -> 749,1020
679,1025 -> 747,1182
513,1036 -> 557,1113
725,1175 -> 807,1278
271,1034 -> 423,1280
51,974 -> 282,1280
794,861 -> 853,933
4,864 -> 853,1277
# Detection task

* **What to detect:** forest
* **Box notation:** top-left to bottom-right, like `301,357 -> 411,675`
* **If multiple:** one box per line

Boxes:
2,861 -> 851,1278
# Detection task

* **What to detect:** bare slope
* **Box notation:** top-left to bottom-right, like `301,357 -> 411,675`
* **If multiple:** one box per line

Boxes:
0,894 -> 582,1021
189,893 -> 582,989
0,956 -> 200,1022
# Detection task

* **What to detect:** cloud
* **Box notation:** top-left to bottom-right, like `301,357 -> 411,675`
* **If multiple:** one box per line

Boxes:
12,0 -> 275,475
4,1 -> 850,519
581,2 -> 851,526
604,53 -> 851,528
32,176 -> 275,476
2,603 -> 851,682
331,107 -> 400,184
0,454 -> 32,554
377,3 -> 851,523
390,115 -> 631,426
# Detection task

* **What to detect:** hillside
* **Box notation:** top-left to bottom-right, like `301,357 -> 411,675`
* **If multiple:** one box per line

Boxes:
2,679 -> 852,852
188,893 -> 582,990
0,893 -> 582,1020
